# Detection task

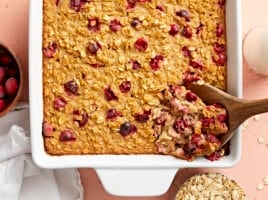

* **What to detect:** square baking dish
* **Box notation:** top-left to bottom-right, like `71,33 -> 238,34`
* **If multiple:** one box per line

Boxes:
29,0 -> 242,169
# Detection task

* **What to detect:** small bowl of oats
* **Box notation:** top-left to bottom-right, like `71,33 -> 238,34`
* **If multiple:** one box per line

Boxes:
175,172 -> 248,200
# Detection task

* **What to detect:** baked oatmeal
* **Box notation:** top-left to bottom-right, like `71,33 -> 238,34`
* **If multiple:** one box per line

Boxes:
42,0 -> 228,160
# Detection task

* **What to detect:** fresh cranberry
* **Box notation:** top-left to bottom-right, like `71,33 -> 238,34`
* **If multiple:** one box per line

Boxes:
196,23 -> 204,34
206,133 -> 221,145
169,24 -> 179,36
176,9 -> 190,22
216,23 -> 224,37
74,112 -> 89,127
5,77 -> 18,96
59,130 -> 76,142
88,17 -> 101,32
131,18 -> 141,28
189,60 -> 203,70
109,19 -> 122,32
182,46 -> 191,58
134,38 -> 148,51
201,117 -> 215,127
218,0 -> 225,8
173,119 -> 188,133
64,80 -> 78,95
6,67 -> 17,77
150,55 -> 164,70
130,60 -> 141,70
53,96 -> 67,110
104,86 -> 118,101
185,91 -> 198,102
213,53 -> 226,66
70,0 -> 90,12
213,42 -> 225,53
217,114 -> 227,123
86,42 -> 101,54
134,110 -> 151,123
0,54 -> 11,65
90,63 -> 105,68
43,43 -> 57,58
181,26 -> 192,38
43,122 -> 54,137
0,99 -> 4,111
183,71 -> 200,83
119,81 -> 131,93
190,134 -> 203,148
127,0 -> 137,9
154,116 -> 166,126
156,5 -> 165,12
205,151 -> 221,161
0,67 -> 5,83
0,85 -> 5,98
119,122 -> 137,136
106,108 -> 122,120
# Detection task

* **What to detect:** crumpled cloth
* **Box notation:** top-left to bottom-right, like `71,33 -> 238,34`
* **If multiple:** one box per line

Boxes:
0,104 -> 83,200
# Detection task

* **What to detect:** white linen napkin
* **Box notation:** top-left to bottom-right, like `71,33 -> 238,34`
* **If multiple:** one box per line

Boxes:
0,104 -> 83,200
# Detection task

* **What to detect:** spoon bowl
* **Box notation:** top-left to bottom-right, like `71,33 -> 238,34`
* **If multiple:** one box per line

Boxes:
186,82 -> 268,146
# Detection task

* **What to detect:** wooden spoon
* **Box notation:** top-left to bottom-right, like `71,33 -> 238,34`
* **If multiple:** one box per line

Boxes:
186,82 -> 268,147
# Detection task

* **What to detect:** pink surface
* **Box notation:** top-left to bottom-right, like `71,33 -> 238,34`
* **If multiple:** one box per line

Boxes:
1,0 -> 268,199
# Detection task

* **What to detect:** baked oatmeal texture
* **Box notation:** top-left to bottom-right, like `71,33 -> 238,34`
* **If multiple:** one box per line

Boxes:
42,0 -> 227,160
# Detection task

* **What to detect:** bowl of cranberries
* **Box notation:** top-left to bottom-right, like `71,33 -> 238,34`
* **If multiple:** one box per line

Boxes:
0,43 -> 23,116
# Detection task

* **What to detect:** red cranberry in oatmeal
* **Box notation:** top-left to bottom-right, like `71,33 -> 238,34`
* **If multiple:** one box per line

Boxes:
60,130 -> 76,142
88,17 -> 101,32
134,38 -> 148,51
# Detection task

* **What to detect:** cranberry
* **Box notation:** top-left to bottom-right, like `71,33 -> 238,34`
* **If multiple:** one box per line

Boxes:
104,86 -> 118,101
70,0 -> 90,12
181,26 -> 192,38
88,17 -> 101,32
64,80 -> 78,95
205,151 -> 221,161
169,24 -> 179,36
173,119 -> 188,133
127,0 -> 137,9
86,42 -> 101,54
0,99 -> 4,111
130,60 -> 141,70
59,130 -> 76,142
218,0 -> 225,8
213,42 -> 225,53
119,122 -> 137,136
109,19 -> 122,32
213,53 -> 226,66
189,60 -> 203,70
182,46 -> 191,58
190,134 -> 203,148
119,81 -> 131,93
134,38 -> 148,51
0,85 -> 5,98
53,96 -> 67,110
196,23 -> 204,34
0,54 -> 11,65
134,110 -> 151,123
0,67 -> 5,83
154,116 -> 166,126
90,63 -> 105,68
185,91 -> 198,102
206,133 -> 221,145
156,5 -> 164,12
43,42 -> 57,58
150,55 -> 164,70
74,112 -> 89,127
5,77 -> 18,96
183,71 -> 201,83
131,18 -> 141,28
56,0 -> 60,6
176,9 -> 190,22
217,114 -> 227,123
106,108 -> 122,120
6,67 -> 17,77
201,117 -> 215,127
43,122 -> 54,137
216,23 -> 224,37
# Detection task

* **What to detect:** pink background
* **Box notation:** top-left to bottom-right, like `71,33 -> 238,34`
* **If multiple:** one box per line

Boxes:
1,0 -> 268,199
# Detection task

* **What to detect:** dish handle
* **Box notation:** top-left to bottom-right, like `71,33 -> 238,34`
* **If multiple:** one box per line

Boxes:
95,168 -> 178,197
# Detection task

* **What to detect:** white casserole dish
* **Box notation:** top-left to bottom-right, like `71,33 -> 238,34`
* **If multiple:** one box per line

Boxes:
28,0 -> 242,196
